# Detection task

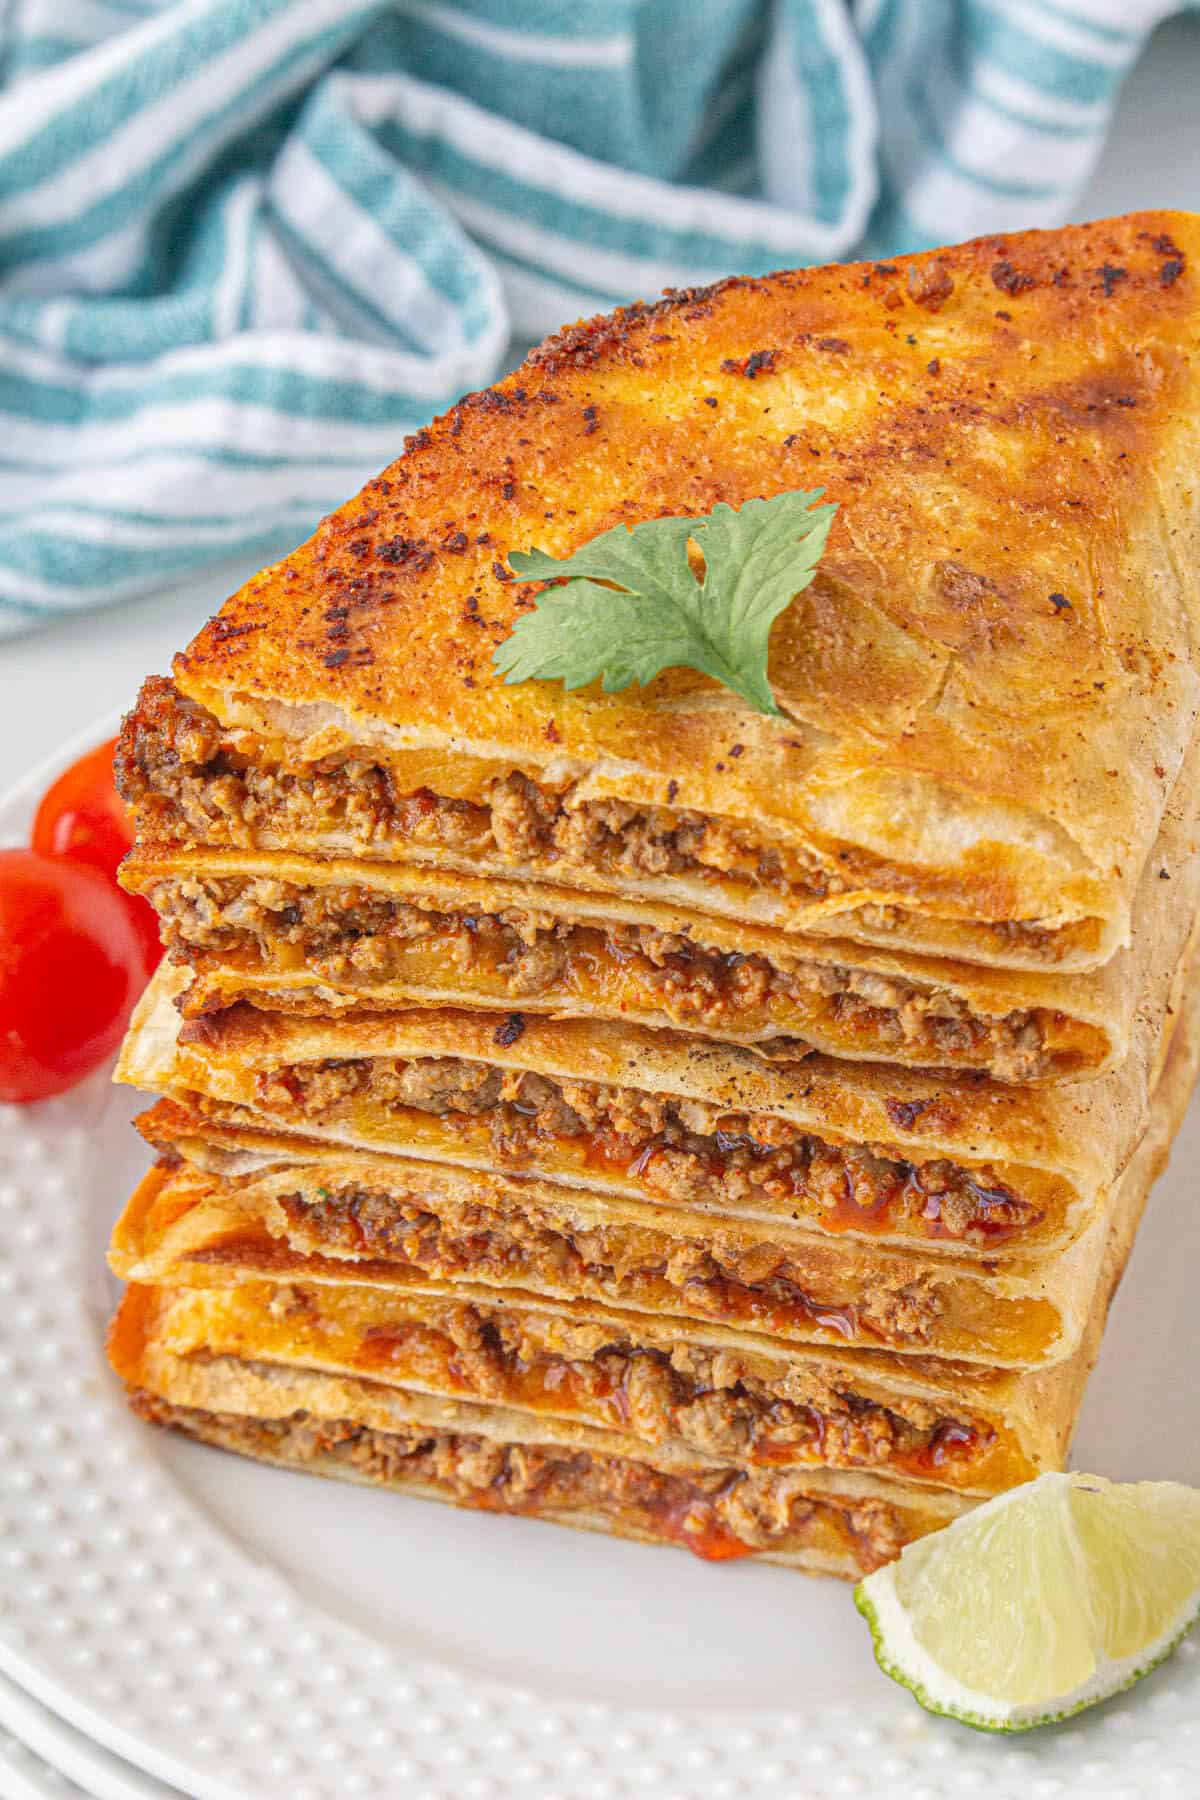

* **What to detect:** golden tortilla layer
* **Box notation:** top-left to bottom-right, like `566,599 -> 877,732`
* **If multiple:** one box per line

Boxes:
109,1146 -> 1087,1367
117,215 -> 1200,968
110,995 -> 1193,1560
119,732 -> 1200,1081
103,1217 -> 1120,1497
125,1277 -> 1016,1492
125,851 -> 1121,1081
116,916 -> 1195,1262
115,966 -> 1195,1372
109,1287 -> 967,1577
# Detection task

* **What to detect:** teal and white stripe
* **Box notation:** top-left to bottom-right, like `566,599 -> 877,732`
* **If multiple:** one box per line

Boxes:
0,0 -> 1187,632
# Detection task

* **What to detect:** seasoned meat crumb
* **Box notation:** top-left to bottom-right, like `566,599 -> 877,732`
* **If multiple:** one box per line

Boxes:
265,1172 -> 952,1346
119,678 -> 1066,962
147,871 -> 1054,1079
130,1386 -> 915,1570
248,1054 -> 1042,1249
224,1285 -> 991,1478
116,677 -> 835,899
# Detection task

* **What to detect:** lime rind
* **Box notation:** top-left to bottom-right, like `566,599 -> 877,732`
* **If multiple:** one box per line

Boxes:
854,1559 -> 1200,1733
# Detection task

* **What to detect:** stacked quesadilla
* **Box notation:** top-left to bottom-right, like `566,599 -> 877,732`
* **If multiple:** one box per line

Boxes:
107,211 -> 1200,1579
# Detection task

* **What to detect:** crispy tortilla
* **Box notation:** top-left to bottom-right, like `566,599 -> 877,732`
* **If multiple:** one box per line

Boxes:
104,1009 -> 1185,1577
110,1273 -> 1037,1496
108,1284 -> 968,1579
117,215 -> 1200,969
110,966 -> 1200,1370
115,896 -> 1196,1264
121,719 -> 1200,1081
107,961 -> 1198,1571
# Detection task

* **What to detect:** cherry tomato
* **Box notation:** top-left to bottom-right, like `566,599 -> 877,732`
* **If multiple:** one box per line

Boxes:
32,736 -> 130,880
0,850 -> 149,1103
31,736 -> 162,973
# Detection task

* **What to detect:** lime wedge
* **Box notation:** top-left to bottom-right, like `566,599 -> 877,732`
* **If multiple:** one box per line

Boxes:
854,1471 -> 1200,1731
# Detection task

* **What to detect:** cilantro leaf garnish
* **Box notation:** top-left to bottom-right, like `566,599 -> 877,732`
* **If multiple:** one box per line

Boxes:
492,489 -> 836,717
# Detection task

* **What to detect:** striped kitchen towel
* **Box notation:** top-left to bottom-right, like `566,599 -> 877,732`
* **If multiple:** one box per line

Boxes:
0,0 -> 1187,632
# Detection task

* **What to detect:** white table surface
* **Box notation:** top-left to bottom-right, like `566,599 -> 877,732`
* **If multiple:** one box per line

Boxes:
1,11 -> 1198,795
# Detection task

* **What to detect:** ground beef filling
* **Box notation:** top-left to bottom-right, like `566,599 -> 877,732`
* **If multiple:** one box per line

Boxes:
264,1282 -> 990,1478
129,1386 -> 909,1568
117,677 -> 836,898
253,1056 -> 1042,1248
152,873 -> 1051,1079
264,1178 -> 949,1346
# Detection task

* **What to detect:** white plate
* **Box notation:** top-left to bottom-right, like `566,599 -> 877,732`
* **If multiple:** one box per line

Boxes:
2,721 -> 1200,1800
0,1721 -> 89,1800
0,1664 -> 174,1800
